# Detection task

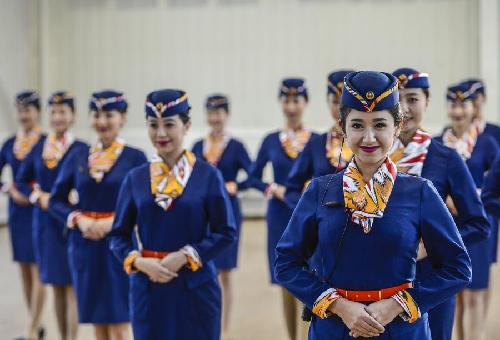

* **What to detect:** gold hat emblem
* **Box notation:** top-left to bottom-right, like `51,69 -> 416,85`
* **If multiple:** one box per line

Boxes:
53,95 -> 62,103
366,91 -> 375,100
457,91 -> 464,100
156,102 -> 164,112
397,74 -> 408,87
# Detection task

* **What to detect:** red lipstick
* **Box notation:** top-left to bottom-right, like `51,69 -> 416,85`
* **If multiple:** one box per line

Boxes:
360,146 -> 379,153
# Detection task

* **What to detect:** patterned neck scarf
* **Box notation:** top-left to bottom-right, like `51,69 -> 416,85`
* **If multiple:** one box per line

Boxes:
343,157 -> 397,234
88,138 -> 125,183
442,126 -> 477,161
279,126 -> 311,159
42,132 -> 75,169
389,129 -> 431,177
13,127 -> 41,160
203,133 -> 230,166
150,150 -> 196,211
473,118 -> 486,135
326,125 -> 353,169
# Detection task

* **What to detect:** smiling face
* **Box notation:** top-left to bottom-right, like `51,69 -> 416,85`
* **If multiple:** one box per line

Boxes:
90,109 -> 125,145
49,103 -> 75,135
344,109 -> 400,167
447,99 -> 474,134
16,104 -> 39,131
206,108 -> 229,134
398,87 -> 429,136
147,114 -> 191,157
280,95 -> 307,125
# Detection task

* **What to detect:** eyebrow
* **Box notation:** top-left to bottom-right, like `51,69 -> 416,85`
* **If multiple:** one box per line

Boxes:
350,117 -> 387,122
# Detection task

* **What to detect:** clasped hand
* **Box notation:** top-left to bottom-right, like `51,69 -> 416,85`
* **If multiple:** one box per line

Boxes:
76,215 -> 113,240
134,251 -> 187,284
329,297 -> 404,338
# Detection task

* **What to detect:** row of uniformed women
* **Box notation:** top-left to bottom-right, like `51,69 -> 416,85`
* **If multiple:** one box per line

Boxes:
1,69 -> 498,340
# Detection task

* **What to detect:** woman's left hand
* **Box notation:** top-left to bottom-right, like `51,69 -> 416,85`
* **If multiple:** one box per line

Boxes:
39,192 -> 50,210
160,251 -> 188,274
350,299 -> 403,337
94,217 -> 114,236
364,298 -> 403,326
225,182 -> 238,196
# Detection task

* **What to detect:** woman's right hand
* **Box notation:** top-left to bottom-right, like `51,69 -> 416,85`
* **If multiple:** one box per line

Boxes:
9,187 -> 30,206
77,215 -> 100,240
134,257 -> 178,283
329,298 -> 385,338
273,184 -> 286,201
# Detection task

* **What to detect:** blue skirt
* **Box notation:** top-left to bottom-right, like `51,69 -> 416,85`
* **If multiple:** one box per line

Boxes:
131,272 -> 221,340
68,230 -> 129,323
8,201 -> 35,263
309,312 -> 431,340
416,258 -> 456,340
33,208 -> 72,285
266,198 -> 293,284
466,235 -> 491,289
213,196 -> 242,270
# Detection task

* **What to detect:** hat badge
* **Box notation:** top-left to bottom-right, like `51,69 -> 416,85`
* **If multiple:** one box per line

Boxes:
53,95 -> 62,103
397,74 -> 408,87
457,91 -> 464,100
366,91 -> 375,100
156,102 -> 164,112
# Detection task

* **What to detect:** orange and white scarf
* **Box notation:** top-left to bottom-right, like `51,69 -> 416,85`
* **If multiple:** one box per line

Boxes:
326,126 -> 353,169
42,132 -> 75,169
389,129 -> 431,177
13,127 -> 41,160
343,157 -> 397,234
473,118 -> 486,135
150,150 -> 196,211
88,138 -> 125,183
442,126 -> 477,161
280,126 -> 311,159
203,133 -> 230,166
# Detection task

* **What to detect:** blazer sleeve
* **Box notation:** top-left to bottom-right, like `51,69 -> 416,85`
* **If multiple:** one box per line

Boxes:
405,180 -> 472,314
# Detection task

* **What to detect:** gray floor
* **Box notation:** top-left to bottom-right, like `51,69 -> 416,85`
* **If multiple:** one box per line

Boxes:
0,221 -> 499,340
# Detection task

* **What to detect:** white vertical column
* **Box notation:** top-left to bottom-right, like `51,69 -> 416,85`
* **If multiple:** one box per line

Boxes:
479,0 -> 500,121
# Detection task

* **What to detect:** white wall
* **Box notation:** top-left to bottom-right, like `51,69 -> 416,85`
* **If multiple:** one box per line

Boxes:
37,0 -> 485,157
0,0 -> 39,222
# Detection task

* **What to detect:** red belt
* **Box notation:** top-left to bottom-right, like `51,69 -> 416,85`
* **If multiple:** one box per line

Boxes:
142,249 -> 170,259
81,211 -> 114,219
336,282 -> 412,302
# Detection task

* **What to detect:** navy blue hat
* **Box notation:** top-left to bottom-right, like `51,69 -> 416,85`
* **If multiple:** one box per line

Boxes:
462,78 -> 486,97
89,90 -> 127,112
327,70 -> 355,96
48,91 -> 75,111
446,83 -> 475,102
341,71 -> 399,112
16,90 -> 40,110
279,78 -> 308,100
392,68 -> 429,89
206,94 -> 229,111
145,89 -> 190,118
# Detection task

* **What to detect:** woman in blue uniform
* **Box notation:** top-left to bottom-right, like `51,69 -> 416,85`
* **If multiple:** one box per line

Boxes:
108,89 -> 236,340
16,92 -> 87,340
275,71 -> 471,340
285,70 -> 354,207
435,83 -> 498,340
49,91 -> 147,340
249,78 -> 316,340
389,68 -> 490,340
191,94 -> 251,338
464,79 -> 500,144
0,91 -> 46,340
